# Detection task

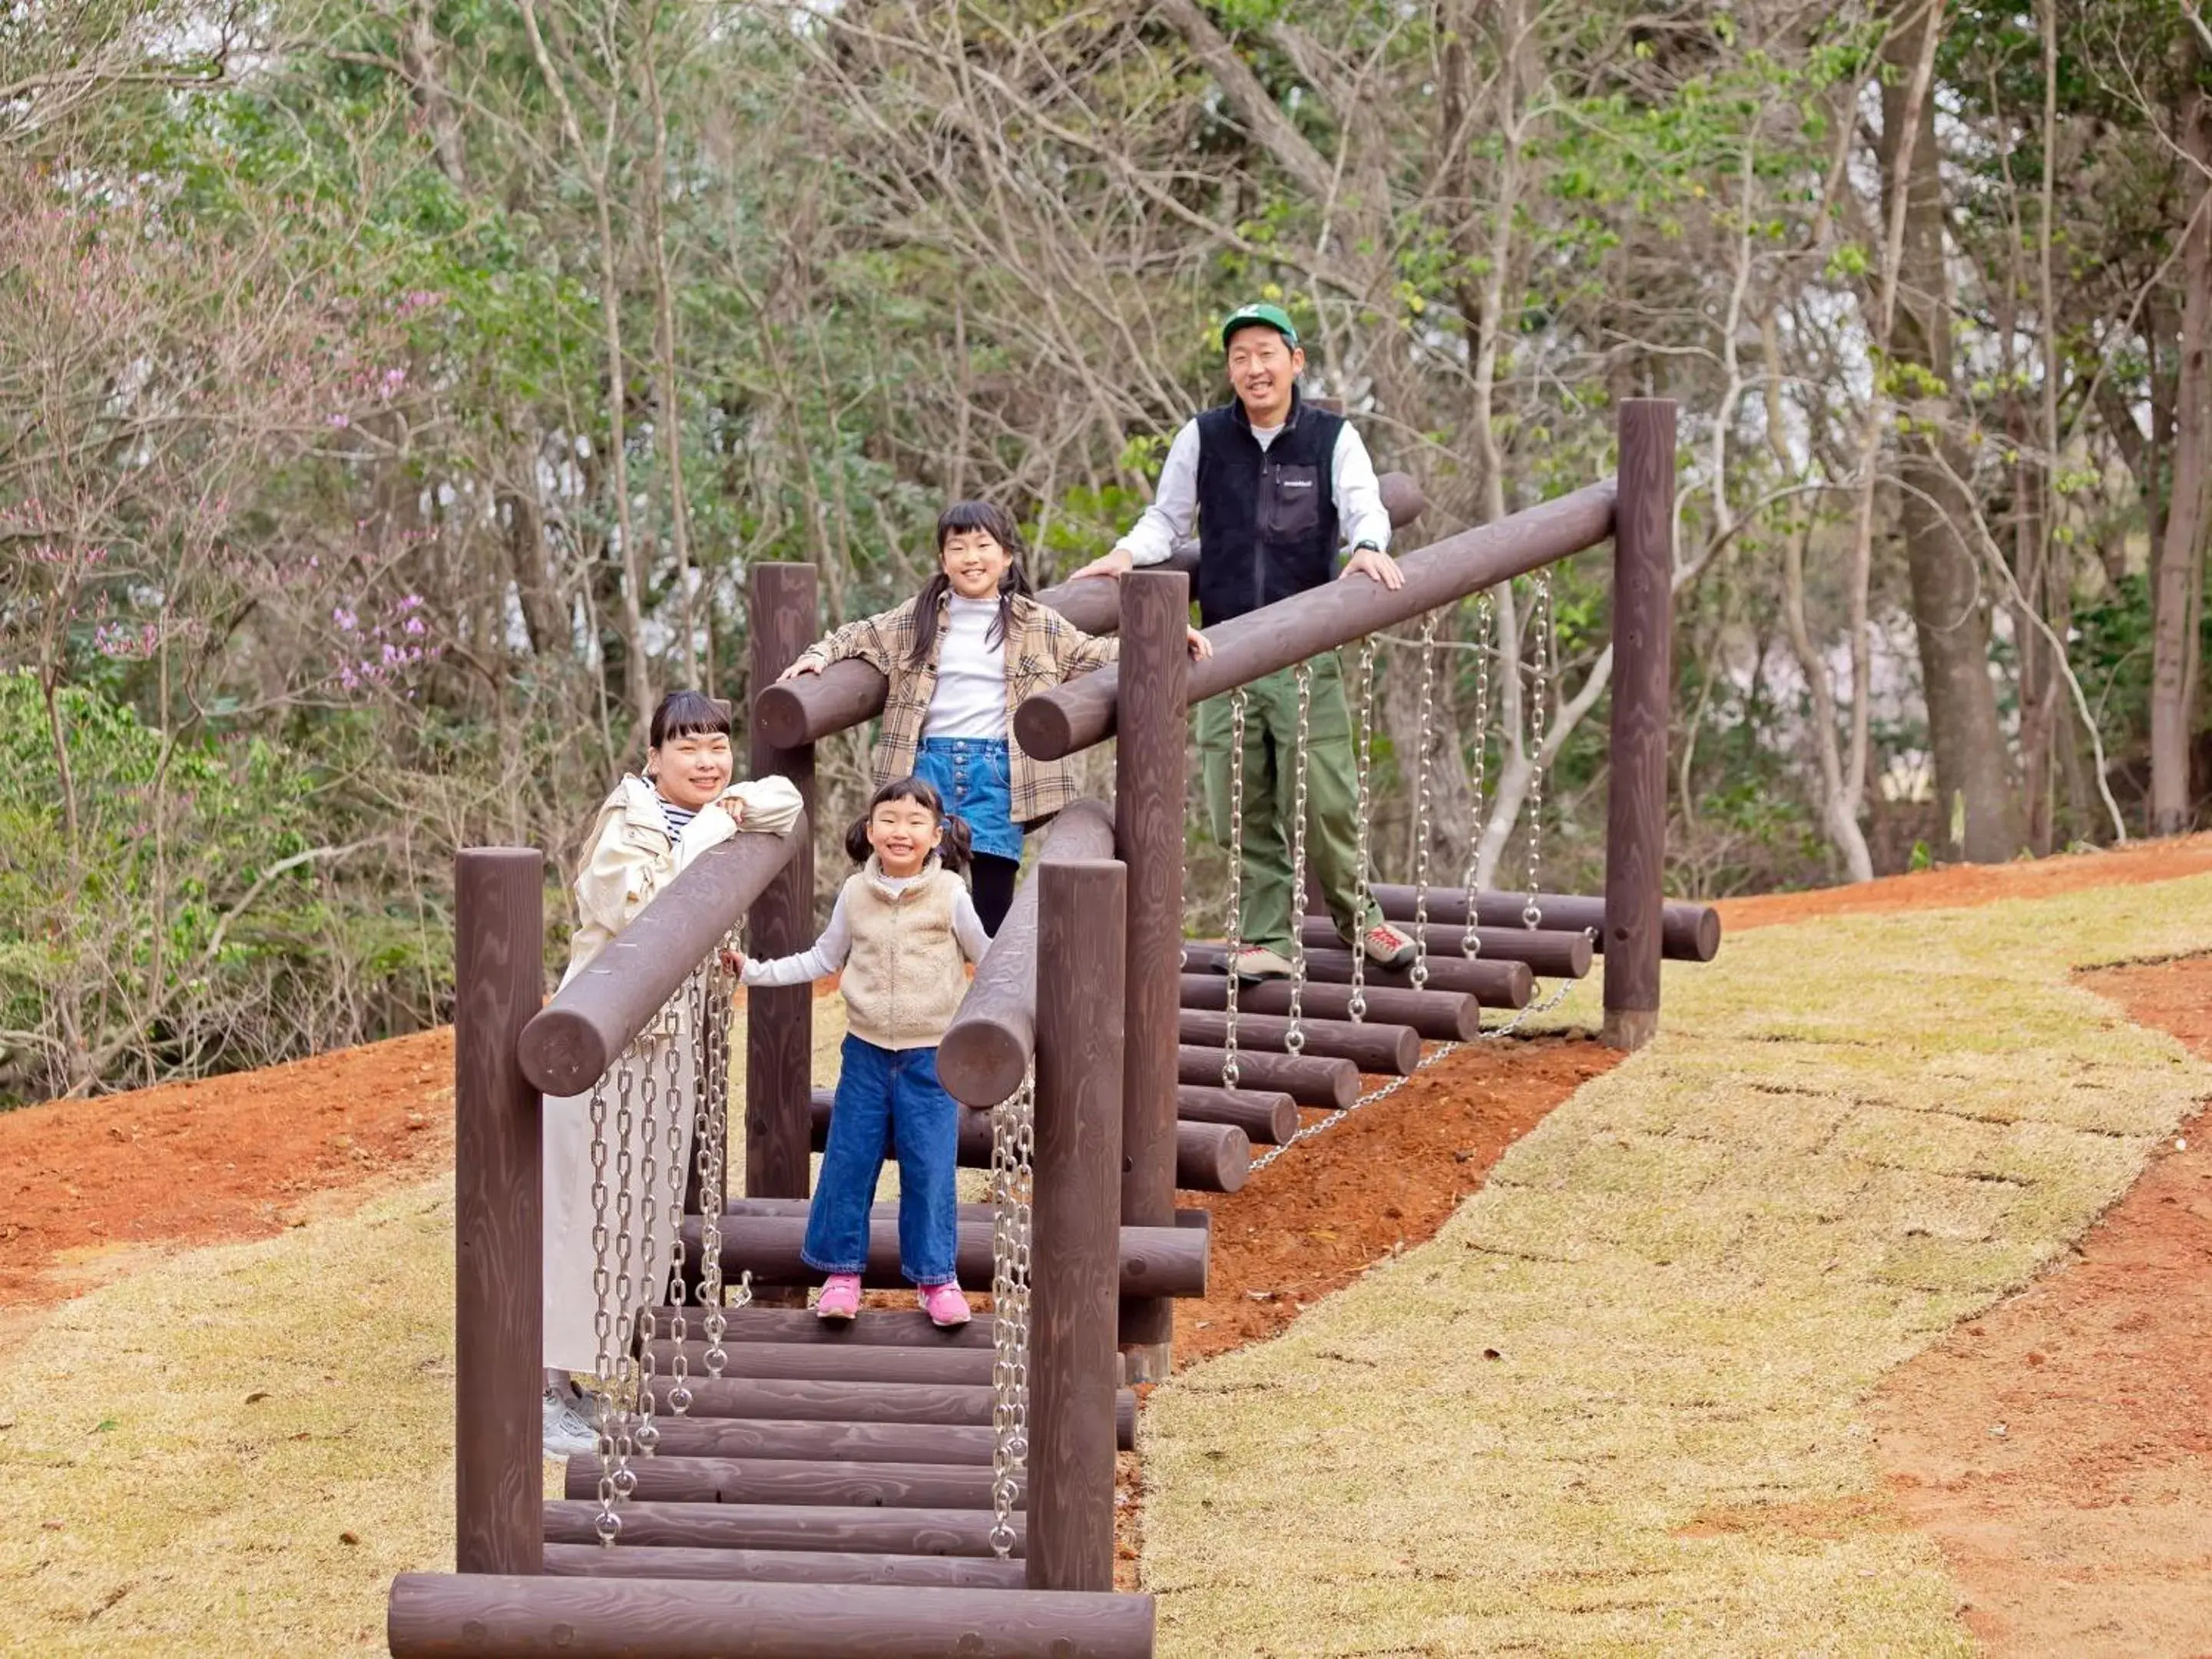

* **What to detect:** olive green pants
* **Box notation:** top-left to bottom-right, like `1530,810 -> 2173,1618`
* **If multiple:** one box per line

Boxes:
1195,653 -> 1377,958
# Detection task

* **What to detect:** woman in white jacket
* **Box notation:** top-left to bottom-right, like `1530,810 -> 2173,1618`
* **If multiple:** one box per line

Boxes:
541,690 -> 802,1454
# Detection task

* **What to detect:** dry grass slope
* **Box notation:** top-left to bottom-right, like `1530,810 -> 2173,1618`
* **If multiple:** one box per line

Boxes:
1140,876 -> 2212,1656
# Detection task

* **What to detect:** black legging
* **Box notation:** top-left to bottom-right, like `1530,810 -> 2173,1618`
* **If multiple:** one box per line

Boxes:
969,853 -> 1019,935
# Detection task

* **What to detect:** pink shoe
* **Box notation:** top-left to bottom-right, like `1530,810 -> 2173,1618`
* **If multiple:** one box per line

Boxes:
814,1273 -> 862,1322
918,1281 -> 971,1327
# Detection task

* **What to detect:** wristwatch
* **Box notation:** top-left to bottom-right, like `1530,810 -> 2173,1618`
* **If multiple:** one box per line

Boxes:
1353,540 -> 1382,556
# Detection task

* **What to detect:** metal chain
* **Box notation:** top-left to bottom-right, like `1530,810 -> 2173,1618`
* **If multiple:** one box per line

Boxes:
1461,593 -> 1495,960
1347,642 -> 1378,1022
1408,612 -> 1442,989
629,1003 -> 680,1460
585,1065 -> 623,1545
1523,571 -> 1553,932
988,1069 -> 1036,1559
1284,664 -> 1313,1055
695,926 -> 745,1379
1220,687 -> 1249,1089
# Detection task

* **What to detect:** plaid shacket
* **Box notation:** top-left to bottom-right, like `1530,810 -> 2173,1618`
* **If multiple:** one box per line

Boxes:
793,591 -> 1118,826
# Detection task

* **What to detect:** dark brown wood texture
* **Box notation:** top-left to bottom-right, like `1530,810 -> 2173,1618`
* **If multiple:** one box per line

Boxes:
747,563 -> 818,1198
1177,1008 -> 1421,1075
1179,940 -> 1532,1005
644,1304 -> 995,1346
1113,571 -> 1189,1371
804,1093 -> 1250,1192
563,1454 -> 1013,1508
538,1500 -> 1022,1555
751,473 -> 1429,749
625,1415 -> 998,1463
680,1214 -> 1207,1296
1603,401 -> 1678,1049
936,799 -> 1115,1107
387,1573 -> 1156,1659
450,848 -> 545,1578
1176,972 -> 1479,1041
539,1543 -> 1029,1588
515,822 -> 803,1094
1014,480 -> 1619,760
1296,917 -> 1591,979
1177,1045 -> 1357,1110
637,1339 -> 995,1384
1030,858 -> 1128,1591
1364,884 -> 1721,962
1173,1084 -> 1299,1144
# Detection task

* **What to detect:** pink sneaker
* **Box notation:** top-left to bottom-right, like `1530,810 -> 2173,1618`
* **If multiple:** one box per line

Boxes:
918,1281 -> 972,1327
814,1273 -> 862,1322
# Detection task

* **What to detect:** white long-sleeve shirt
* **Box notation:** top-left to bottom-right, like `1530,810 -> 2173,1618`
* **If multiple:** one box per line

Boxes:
740,873 -> 991,988
1114,416 -> 1392,568
923,594 -> 1009,740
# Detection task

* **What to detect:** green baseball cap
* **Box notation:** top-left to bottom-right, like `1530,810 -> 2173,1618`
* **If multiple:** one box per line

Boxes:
1220,302 -> 1299,351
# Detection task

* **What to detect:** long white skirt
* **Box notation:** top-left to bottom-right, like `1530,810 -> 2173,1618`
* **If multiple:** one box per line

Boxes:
542,1025 -> 700,1376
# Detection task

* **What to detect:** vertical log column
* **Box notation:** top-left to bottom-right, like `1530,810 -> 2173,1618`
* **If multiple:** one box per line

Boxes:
1114,570 -> 1189,1381
1029,858 -> 1128,1592
1601,399 -> 1678,1051
453,847 -> 545,1576
747,565 -> 818,1204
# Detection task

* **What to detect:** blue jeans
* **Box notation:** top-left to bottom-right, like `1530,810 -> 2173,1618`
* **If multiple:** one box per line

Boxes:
914,737 -> 1024,863
803,1035 -> 960,1286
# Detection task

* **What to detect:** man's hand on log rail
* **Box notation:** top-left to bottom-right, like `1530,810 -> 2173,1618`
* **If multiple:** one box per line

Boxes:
1067,546 -> 1132,581
1341,545 -> 1405,591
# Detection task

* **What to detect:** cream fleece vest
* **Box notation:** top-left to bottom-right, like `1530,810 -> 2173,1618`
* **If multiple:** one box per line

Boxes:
838,863 -> 966,1051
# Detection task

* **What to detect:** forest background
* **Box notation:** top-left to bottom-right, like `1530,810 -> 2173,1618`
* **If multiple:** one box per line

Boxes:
4,0 -> 2208,1104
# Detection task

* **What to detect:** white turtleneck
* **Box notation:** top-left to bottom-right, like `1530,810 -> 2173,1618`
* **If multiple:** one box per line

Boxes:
925,594 -> 1010,740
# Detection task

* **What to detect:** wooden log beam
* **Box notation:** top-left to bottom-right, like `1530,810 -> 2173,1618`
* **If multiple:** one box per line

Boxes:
1176,972 -> 1479,1041
563,1454 -> 1012,1509
1174,1084 -> 1298,1145
388,1573 -> 1156,1659
1177,1008 -> 1420,1075
1365,884 -> 1721,963
1015,480 -> 1618,761
452,849 -> 544,1578
804,1094 -> 1250,1193
540,1544 -> 1028,1588
515,824 -> 802,1096
636,1339 -> 994,1386
751,474 -> 1429,750
538,1501 -> 1020,1555
936,800 -> 1115,1108
644,1305 -> 994,1346
1297,917 -> 1591,980
1181,940 -> 1531,1006
680,1214 -> 1207,1296
1177,1045 -> 1356,1110
641,1402 -> 1135,1458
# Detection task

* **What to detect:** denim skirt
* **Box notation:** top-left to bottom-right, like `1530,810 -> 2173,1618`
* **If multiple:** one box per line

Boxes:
913,737 -> 1024,862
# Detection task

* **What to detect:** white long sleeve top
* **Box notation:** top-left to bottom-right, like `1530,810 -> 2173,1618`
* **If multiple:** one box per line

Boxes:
922,594 -> 1011,740
740,871 -> 991,988
1114,416 -> 1392,568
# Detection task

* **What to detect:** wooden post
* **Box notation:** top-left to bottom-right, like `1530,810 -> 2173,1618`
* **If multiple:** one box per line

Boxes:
1602,399 -> 1677,1051
452,847 -> 545,1577
1029,858 -> 1128,1593
1113,570 -> 1187,1381
746,564 -> 817,1201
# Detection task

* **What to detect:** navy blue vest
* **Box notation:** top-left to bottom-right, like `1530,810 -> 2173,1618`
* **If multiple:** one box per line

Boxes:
1191,389 -> 1344,627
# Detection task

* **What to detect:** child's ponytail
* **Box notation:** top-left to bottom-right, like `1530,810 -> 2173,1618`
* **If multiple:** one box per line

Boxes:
935,813 -> 974,876
908,501 -> 1035,667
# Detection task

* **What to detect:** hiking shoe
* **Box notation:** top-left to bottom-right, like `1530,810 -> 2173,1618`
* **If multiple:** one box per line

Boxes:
1359,922 -> 1418,969
541,1387 -> 596,1459
919,1281 -> 972,1327
814,1273 -> 863,1322
1225,945 -> 1294,982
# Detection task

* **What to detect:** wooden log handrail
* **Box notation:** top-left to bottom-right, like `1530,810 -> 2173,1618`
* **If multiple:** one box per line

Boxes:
1013,478 -> 1619,761
753,474 -> 1429,750
935,798 -> 1115,1107
515,815 -> 806,1097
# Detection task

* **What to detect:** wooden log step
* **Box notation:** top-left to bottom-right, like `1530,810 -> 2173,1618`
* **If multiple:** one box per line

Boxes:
636,1338 -> 993,1386
540,1498 -> 1023,1558
806,1091 -> 1247,1193
1178,1008 -> 1420,1075
1182,939 -> 1530,1006
611,1416 -> 996,1465
1300,916 -> 1591,979
564,1454 -> 1014,1509
1367,883 -> 1723,962
1177,1045 -> 1356,1109
643,1306 -> 995,1348
621,1375 -> 1139,1445
1175,972 -> 1478,1041
389,1573 -> 1159,1659
540,1542 -> 1029,1588
1174,1084 -> 1298,1144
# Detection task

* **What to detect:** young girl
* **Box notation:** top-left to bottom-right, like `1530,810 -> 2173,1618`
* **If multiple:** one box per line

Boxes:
730,777 -> 988,1325
780,501 -> 1207,933
541,690 -> 801,1452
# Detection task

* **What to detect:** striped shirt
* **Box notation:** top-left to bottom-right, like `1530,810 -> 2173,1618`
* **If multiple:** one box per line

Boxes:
654,793 -> 698,839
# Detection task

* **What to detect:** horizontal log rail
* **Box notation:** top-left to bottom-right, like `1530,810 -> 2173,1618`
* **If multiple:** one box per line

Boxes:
516,816 -> 806,1096
753,475 -> 1428,750
1366,884 -> 1723,962
1015,478 -> 1618,761
538,1542 -> 1030,1588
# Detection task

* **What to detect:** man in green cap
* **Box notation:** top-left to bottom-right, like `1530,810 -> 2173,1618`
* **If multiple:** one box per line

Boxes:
1071,303 -> 1417,979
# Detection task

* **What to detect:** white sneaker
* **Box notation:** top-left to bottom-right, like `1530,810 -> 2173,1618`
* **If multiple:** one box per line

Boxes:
541,1386 -> 597,1458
